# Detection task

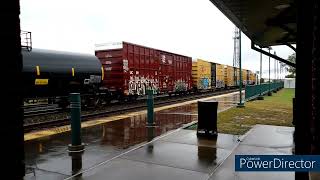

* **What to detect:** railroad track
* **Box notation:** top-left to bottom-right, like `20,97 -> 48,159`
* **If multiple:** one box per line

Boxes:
23,95 -> 167,118
24,89 -> 239,132
23,104 -> 63,118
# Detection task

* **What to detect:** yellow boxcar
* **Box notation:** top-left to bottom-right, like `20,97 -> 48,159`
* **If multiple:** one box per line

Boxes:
224,65 -> 235,87
249,71 -> 256,85
248,70 -> 252,84
253,73 -> 257,84
192,59 -> 211,90
216,63 -> 225,88
242,69 -> 247,85
234,67 -> 240,86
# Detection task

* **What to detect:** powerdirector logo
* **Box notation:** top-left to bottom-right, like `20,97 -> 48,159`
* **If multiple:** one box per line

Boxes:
235,155 -> 320,172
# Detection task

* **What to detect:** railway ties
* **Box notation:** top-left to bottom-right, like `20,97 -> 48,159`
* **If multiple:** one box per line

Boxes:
23,104 -> 63,118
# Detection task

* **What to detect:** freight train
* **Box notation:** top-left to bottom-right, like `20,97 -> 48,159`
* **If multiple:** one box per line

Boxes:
22,41 -> 256,107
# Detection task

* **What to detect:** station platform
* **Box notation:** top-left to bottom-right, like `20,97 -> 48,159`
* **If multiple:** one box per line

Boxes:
209,124 -> 294,180
23,92 -> 294,180
78,125 -> 294,180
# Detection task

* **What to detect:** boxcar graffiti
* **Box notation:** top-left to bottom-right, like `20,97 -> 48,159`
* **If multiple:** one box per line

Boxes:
128,76 -> 159,95
174,79 -> 188,92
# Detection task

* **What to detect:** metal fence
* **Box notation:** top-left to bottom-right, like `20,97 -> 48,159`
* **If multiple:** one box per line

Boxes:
245,82 -> 284,101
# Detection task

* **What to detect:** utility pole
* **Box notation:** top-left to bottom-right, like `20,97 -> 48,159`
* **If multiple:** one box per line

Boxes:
277,59 -> 278,81
274,55 -> 276,82
276,55 -> 278,81
276,60 -> 278,81
237,28 -> 244,107
268,47 -> 272,96
280,62 -> 283,80
274,52 -> 277,83
233,27 -> 240,68
233,27 -> 240,86
257,49 -> 264,100
260,51 -> 262,84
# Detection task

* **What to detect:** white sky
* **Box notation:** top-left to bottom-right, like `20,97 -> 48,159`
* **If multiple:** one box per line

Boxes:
20,0 -> 294,79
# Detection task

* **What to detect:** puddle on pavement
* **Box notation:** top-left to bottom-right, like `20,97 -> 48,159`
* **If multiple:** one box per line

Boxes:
24,113 -> 196,179
159,92 -> 241,115
24,92 -> 241,179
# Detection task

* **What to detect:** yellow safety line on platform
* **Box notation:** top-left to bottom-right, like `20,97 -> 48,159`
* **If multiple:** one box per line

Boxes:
24,91 -> 239,141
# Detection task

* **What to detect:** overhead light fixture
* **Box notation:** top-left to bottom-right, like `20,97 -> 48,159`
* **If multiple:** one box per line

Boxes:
275,4 -> 290,10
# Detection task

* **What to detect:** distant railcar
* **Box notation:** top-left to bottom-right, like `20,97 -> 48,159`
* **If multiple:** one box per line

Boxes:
215,63 -> 225,88
95,42 -> 192,99
224,65 -> 235,88
234,68 -> 240,86
248,71 -> 257,85
210,62 -> 217,90
234,67 -> 239,86
192,59 -> 212,91
246,70 -> 250,85
241,69 -> 247,86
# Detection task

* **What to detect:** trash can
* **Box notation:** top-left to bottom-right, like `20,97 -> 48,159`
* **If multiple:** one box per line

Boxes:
197,100 -> 218,137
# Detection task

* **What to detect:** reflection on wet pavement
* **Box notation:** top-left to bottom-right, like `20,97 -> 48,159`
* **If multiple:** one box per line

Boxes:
99,114 -> 195,149
24,92 -> 242,179
80,129 -> 240,180
120,138 -> 232,173
24,115 -> 195,179
158,92 -> 242,115
208,125 -> 294,180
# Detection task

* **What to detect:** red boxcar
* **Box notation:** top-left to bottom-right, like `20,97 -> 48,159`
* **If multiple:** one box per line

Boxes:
95,42 -> 192,97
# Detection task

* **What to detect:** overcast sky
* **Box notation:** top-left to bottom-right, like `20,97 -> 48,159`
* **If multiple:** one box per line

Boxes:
20,0 -> 295,79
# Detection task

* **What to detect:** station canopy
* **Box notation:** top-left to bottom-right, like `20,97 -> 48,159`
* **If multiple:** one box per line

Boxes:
209,0 -> 296,47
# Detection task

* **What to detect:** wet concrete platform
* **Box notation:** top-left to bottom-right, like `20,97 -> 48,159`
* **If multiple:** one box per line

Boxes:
209,125 -> 294,180
79,130 -> 239,180
24,91 -> 295,180
24,92 -> 241,179
65,125 -> 294,180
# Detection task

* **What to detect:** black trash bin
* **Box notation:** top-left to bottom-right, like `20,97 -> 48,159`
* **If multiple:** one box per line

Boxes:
197,100 -> 218,137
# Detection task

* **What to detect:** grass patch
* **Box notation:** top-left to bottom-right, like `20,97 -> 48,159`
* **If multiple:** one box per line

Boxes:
188,88 -> 295,135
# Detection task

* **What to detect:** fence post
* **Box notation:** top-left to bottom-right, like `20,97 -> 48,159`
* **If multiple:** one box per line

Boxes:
257,84 -> 264,100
